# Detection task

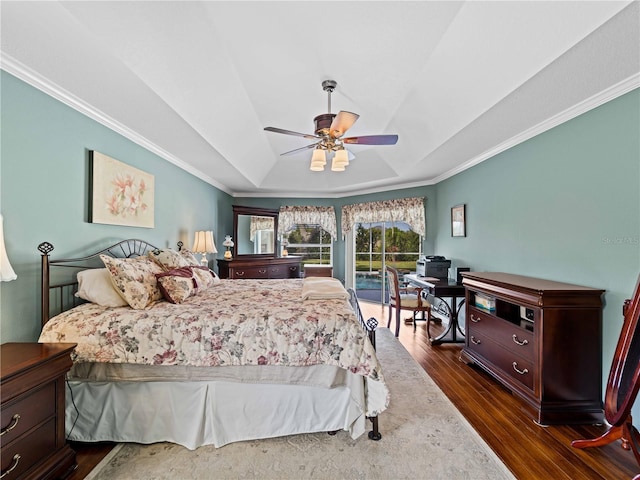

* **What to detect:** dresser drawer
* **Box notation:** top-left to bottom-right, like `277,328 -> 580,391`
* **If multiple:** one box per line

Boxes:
1,382 -> 55,445
231,267 -> 269,279
0,418 -> 56,480
468,307 -> 535,362
467,331 -> 535,392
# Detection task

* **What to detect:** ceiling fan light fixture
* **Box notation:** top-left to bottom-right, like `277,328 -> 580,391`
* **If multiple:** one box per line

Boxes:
331,157 -> 346,172
310,148 -> 326,171
334,149 -> 349,167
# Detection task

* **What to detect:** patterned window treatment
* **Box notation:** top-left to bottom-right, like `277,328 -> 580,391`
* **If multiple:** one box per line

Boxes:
249,216 -> 275,242
278,206 -> 338,241
341,197 -> 425,238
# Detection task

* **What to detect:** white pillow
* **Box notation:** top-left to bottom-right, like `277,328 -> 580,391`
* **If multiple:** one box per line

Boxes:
75,268 -> 128,307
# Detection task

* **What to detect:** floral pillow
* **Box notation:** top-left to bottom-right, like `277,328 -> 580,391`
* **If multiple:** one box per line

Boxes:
179,249 -> 201,266
148,248 -> 191,271
100,254 -> 164,309
191,265 -> 221,289
156,267 -> 198,304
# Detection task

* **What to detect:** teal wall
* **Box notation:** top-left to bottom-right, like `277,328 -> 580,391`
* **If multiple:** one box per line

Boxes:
235,185 -> 437,281
0,71 -> 233,342
435,88 -> 640,403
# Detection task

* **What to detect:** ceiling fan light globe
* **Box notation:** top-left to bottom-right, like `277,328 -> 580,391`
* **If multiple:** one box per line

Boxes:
331,158 -> 346,172
334,149 -> 349,166
310,162 -> 325,172
311,149 -> 327,165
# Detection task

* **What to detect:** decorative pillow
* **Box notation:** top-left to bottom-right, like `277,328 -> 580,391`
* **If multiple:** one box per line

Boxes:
75,268 -> 129,307
148,249 -> 190,271
100,254 -> 164,309
179,249 -> 201,266
156,267 -> 199,304
191,265 -> 221,289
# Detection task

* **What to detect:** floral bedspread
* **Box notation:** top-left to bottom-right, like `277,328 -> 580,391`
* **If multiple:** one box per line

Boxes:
39,279 -> 389,414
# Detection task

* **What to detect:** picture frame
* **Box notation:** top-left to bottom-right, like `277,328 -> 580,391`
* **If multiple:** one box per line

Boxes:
89,151 -> 155,228
451,204 -> 466,237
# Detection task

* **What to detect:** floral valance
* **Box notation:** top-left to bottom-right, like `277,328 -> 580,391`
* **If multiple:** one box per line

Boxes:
341,197 -> 425,237
249,216 -> 275,242
278,206 -> 338,241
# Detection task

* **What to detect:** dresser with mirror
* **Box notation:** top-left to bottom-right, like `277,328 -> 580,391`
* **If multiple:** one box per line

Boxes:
217,205 -> 301,279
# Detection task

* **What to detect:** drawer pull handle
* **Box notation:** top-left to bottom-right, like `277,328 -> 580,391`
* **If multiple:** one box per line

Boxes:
0,454 -> 21,479
470,336 -> 481,345
470,314 -> 481,323
512,335 -> 529,346
512,362 -> 529,375
289,267 -> 297,271
236,271 -> 245,277
0,414 -> 20,437
259,269 -> 267,274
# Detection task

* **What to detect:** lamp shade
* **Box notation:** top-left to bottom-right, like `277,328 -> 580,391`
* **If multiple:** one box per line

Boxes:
192,231 -> 217,254
310,149 -> 326,171
0,214 -> 17,282
222,235 -> 234,247
334,149 -> 349,166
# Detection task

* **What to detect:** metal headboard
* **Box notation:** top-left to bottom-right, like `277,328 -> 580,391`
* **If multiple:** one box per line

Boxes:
38,239 -> 159,328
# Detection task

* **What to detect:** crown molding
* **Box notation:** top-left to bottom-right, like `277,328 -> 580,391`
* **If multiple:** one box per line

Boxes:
0,54 -> 233,195
3,53 -> 637,199
430,73 -> 640,185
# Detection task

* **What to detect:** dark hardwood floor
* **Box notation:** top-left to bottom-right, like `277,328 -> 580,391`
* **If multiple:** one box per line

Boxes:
68,301 -> 639,479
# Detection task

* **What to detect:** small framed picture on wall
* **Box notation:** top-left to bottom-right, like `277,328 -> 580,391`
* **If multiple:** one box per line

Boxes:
451,204 -> 466,237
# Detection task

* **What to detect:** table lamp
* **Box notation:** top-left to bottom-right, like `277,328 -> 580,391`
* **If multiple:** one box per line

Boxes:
192,231 -> 217,265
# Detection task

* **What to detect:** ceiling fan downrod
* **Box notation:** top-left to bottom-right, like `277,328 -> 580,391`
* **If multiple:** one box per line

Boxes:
322,79 -> 337,113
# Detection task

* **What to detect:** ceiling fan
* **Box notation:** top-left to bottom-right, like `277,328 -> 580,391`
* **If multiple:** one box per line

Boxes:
264,80 -> 398,171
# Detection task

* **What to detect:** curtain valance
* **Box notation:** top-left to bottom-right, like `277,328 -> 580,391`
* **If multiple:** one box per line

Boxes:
249,216 -> 275,242
278,206 -> 338,241
341,197 -> 425,237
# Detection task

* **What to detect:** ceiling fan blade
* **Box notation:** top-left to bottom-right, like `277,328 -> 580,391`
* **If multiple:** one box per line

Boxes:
264,127 -> 320,140
330,111 -> 359,138
342,134 -> 399,145
280,142 -> 320,156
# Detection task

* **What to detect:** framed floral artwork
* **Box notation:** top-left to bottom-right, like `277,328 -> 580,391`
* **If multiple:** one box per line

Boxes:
89,151 -> 154,228
451,204 -> 465,237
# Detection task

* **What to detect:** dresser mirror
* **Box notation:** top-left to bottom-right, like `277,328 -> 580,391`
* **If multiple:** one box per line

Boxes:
233,205 -> 279,258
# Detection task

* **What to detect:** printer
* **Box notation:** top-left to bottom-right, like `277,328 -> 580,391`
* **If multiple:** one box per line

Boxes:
416,256 -> 451,279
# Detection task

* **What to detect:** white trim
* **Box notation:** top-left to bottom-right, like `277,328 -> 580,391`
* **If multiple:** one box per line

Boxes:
3,52 -> 637,198
0,55 -> 233,195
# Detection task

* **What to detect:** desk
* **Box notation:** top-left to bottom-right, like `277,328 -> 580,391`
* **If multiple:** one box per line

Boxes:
405,274 -> 466,345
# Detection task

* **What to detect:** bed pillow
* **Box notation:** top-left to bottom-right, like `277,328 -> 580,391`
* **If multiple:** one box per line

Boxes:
148,248 -> 191,271
179,249 -> 201,266
156,267 -> 199,304
100,254 -> 164,309
75,268 -> 129,307
191,265 -> 221,289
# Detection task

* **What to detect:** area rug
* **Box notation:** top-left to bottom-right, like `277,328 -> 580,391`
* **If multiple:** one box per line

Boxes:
86,328 -> 515,480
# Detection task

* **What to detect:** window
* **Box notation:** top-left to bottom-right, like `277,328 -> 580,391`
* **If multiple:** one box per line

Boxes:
282,224 -> 333,265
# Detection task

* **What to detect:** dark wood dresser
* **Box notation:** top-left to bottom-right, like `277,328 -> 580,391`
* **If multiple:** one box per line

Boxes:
217,257 -> 301,279
460,272 -> 604,425
1,343 -> 77,480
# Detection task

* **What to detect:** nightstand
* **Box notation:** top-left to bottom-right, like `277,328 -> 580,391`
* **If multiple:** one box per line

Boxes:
1,343 -> 77,480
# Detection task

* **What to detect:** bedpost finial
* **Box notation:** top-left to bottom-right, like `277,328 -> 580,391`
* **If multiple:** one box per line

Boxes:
38,242 -> 54,255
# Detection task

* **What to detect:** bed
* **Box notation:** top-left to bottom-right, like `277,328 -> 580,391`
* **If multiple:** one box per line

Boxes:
37,239 -> 388,450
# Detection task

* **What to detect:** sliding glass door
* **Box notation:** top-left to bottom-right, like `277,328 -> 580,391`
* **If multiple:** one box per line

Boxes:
354,222 -> 421,303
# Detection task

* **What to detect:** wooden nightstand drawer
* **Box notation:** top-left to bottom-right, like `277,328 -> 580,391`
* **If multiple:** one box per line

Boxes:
1,418 -> 56,479
1,382 -> 55,445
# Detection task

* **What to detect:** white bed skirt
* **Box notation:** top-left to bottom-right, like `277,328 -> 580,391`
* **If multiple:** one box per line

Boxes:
65,379 -> 367,450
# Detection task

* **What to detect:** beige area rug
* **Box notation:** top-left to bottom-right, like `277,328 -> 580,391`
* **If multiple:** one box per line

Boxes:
86,328 -> 515,480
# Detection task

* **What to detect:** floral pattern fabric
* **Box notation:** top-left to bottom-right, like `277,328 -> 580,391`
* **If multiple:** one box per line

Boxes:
341,197 -> 425,237
100,254 -> 164,309
39,279 -> 389,415
278,206 -> 338,241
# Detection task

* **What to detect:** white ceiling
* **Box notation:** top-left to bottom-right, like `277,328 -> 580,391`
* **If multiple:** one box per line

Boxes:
2,1 -> 639,197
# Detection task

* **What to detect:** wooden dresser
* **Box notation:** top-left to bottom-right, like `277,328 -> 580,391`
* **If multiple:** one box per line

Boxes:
460,272 -> 604,425
1,343 -> 77,480
217,257 -> 301,279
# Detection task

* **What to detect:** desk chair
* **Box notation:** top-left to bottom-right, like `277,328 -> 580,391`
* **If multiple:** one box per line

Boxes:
385,266 -> 432,337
